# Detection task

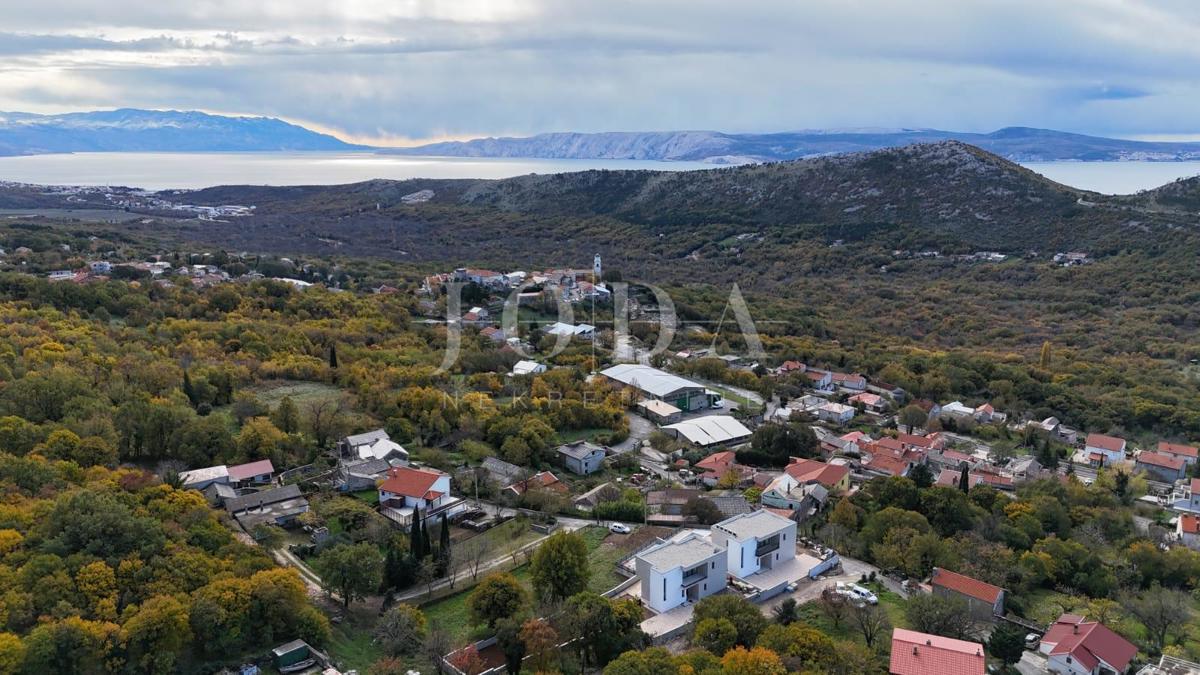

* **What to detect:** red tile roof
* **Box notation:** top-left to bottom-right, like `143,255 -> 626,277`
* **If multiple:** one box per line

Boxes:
865,454 -> 909,477
890,628 -> 985,675
779,360 -> 803,372
380,466 -> 444,499
784,458 -> 850,488
1158,441 -> 1199,459
227,459 -> 274,481
1181,514 -> 1200,535
1085,433 -> 1126,453
1041,615 -> 1136,673
977,473 -> 1014,488
849,392 -> 883,406
1137,451 -> 1186,471
898,433 -> 941,449
935,469 -> 981,489
1193,478 -> 1200,494
506,471 -> 567,496
931,567 -> 1003,604
696,451 -> 736,472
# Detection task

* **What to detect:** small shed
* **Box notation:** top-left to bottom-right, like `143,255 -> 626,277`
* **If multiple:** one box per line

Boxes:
271,640 -> 311,670
637,399 -> 683,425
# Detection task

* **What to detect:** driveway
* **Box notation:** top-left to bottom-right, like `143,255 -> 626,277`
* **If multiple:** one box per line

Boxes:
757,553 -> 888,614
612,412 -> 655,454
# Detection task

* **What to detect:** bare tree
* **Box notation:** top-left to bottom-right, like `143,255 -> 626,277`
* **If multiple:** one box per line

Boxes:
464,537 -> 492,582
424,625 -> 453,674
1121,584 -> 1192,653
306,396 -> 349,449
849,602 -> 891,649
904,594 -> 978,640
818,588 -> 850,630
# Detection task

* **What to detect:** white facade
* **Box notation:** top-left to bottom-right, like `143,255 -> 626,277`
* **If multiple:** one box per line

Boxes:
634,531 -> 727,614
710,510 -> 797,579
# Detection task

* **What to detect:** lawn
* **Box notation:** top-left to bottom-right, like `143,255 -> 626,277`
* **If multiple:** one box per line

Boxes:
421,525 -> 629,647
796,582 -> 910,646
246,380 -> 348,408
557,427 -> 614,444
350,489 -> 379,505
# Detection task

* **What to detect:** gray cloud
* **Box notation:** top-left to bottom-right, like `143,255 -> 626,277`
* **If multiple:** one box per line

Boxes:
1,0 -> 1199,141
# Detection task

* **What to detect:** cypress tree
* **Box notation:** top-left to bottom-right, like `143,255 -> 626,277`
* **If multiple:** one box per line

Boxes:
329,343 -> 339,369
410,507 -> 424,559
182,370 -> 197,406
958,463 -> 970,492
439,513 -> 451,554
421,513 -> 432,557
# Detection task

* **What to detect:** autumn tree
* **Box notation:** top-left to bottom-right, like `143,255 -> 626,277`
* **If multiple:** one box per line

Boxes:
520,618 -> 560,673
694,617 -> 737,655
122,595 -> 192,674
374,604 -> 427,656
530,530 -> 590,603
469,573 -> 530,630
693,595 -> 768,647
720,646 -> 786,675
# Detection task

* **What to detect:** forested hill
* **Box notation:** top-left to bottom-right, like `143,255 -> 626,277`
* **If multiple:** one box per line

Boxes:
456,141 -> 1090,243
162,141 -> 1198,258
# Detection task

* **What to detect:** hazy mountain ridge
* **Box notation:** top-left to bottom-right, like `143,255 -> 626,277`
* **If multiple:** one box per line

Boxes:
393,126 -> 1200,163
0,109 -> 363,155
122,141 -> 1198,266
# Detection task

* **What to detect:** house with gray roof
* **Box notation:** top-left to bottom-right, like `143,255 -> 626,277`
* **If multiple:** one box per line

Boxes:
557,440 -> 607,475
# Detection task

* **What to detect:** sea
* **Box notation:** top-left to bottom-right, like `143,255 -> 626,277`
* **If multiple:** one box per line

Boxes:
1,151 -> 1200,195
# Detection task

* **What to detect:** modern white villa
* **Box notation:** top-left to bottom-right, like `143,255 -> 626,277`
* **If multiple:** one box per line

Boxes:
634,530 -> 728,613
710,510 -> 798,580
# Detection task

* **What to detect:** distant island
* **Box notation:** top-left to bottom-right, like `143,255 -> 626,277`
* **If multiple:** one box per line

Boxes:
3,109 -> 1200,163
0,109 -> 364,155
391,127 -> 1200,163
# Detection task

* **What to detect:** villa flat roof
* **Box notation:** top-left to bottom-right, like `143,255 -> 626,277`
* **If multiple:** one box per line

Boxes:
637,531 -> 722,572
713,509 -> 793,540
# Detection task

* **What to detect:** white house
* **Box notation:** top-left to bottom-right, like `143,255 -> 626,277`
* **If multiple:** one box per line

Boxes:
378,466 -> 466,530
339,429 -> 409,463
1173,479 -> 1200,515
556,441 -> 607,475
1158,441 -> 1199,467
1178,514 -> 1200,551
710,510 -> 797,580
816,402 -> 855,425
511,360 -> 547,376
634,530 -> 727,613
1084,433 -> 1127,465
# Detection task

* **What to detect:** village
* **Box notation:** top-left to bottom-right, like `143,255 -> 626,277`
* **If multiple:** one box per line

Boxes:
126,255 -> 1200,675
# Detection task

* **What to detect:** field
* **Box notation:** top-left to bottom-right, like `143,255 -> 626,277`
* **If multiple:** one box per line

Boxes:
420,524 -> 643,646
245,380 -> 349,408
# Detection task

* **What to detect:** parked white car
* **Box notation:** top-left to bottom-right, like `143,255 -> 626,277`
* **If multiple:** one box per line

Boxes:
835,582 -> 878,605
609,522 -> 632,534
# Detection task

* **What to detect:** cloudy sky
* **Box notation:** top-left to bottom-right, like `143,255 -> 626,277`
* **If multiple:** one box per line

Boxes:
2,0 -> 1200,145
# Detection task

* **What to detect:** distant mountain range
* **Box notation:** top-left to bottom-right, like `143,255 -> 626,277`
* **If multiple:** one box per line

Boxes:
0,109 -> 362,155
392,127 -> 1200,163
3,109 -> 1200,163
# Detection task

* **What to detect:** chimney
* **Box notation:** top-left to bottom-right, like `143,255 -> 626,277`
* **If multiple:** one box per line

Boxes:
1073,625 -> 1079,634
912,647 -> 919,655
925,640 -> 932,646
